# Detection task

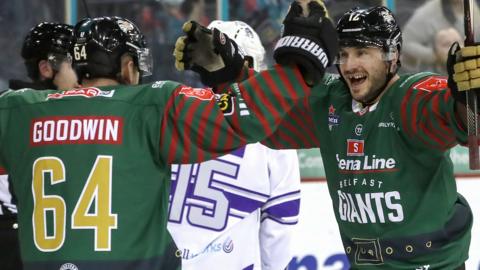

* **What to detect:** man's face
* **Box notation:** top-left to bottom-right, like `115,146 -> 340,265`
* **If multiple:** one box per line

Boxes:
338,46 -> 390,104
52,59 -> 79,90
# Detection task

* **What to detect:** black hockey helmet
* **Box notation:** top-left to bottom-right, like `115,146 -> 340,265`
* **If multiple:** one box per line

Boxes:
336,6 -> 402,65
72,16 -> 152,81
21,22 -> 74,80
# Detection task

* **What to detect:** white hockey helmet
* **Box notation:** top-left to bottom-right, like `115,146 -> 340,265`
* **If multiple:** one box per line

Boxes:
208,20 -> 267,71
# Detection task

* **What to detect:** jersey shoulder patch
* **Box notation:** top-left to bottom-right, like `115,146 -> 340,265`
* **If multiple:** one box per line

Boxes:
178,86 -> 215,101
411,75 -> 448,92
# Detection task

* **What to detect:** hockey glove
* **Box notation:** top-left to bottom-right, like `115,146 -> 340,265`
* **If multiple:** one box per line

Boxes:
173,20 -> 246,86
447,41 -> 480,106
273,0 -> 338,86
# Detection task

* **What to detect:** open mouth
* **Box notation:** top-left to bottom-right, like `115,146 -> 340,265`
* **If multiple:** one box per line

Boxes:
348,74 -> 367,87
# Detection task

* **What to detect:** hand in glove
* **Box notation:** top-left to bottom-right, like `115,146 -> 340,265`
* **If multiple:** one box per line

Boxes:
173,21 -> 246,87
273,0 -> 338,86
447,41 -> 480,106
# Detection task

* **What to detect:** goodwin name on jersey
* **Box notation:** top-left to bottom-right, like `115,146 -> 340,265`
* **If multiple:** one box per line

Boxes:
31,116 -> 123,145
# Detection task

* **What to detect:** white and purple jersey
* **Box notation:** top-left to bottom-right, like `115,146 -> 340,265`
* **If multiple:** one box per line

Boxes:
167,143 -> 301,270
0,170 -> 16,216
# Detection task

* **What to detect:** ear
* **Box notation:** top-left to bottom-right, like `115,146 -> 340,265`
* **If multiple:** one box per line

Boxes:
389,49 -> 400,73
120,57 -> 140,85
38,60 -> 54,80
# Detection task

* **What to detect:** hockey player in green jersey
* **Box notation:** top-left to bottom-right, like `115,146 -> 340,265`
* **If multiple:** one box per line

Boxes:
0,2 -> 338,270
182,2 -> 479,269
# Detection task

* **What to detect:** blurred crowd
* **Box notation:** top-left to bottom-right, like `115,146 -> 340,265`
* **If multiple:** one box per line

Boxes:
1,0 -> 480,87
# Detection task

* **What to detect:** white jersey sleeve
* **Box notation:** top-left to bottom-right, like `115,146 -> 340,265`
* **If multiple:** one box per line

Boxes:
0,172 -> 17,215
260,148 -> 301,270
167,143 -> 301,270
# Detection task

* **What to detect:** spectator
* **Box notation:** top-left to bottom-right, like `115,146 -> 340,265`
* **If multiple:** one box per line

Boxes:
433,27 -> 463,75
402,0 -> 480,73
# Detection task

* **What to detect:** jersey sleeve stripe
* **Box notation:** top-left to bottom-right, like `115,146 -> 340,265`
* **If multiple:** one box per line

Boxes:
160,90 -> 180,163
238,79 -> 273,137
421,106 -> 447,148
194,101 -> 216,162
254,73 -> 283,125
262,72 -> 291,116
289,99 -> 319,146
400,87 -> 414,138
409,90 -> 428,136
180,98 -> 202,162
166,92 -> 187,163
431,93 -> 456,146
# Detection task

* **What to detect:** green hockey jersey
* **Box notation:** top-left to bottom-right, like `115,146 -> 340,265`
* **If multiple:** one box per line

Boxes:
267,72 -> 472,269
0,65 -> 310,270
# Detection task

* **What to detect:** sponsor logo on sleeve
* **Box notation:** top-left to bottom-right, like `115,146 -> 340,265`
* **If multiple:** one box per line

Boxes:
47,87 -> 115,100
178,86 -> 215,101
222,237 -> 234,253
215,93 -> 235,116
328,105 -> 340,131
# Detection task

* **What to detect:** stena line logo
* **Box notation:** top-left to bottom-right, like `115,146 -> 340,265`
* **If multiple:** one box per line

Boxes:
31,116 -> 123,146
336,154 -> 397,173
47,87 -> 115,100
347,139 -> 364,156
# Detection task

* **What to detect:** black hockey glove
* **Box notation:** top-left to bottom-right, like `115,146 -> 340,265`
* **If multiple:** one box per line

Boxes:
273,0 -> 338,86
447,41 -> 480,106
173,20 -> 246,87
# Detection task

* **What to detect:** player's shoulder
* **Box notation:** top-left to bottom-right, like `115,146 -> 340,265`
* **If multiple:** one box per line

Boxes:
0,88 -> 56,108
106,80 -> 182,105
250,142 -> 298,160
395,72 -> 448,93
311,73 -> 344,94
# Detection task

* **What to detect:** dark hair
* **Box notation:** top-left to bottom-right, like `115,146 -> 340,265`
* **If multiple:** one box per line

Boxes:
21,22 -> 73,80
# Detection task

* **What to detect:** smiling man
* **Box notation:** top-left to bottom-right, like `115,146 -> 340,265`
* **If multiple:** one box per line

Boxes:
311,6 -> 472,269
184,3 -> 476,269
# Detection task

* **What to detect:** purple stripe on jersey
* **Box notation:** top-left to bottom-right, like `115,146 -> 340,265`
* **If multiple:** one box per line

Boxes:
243,265 -> 254,270
224,191 -> 264,213
261,215 -> 298,225
228,146 -> 246,158
262,199 -> 300,218
266,190 -> 300,204
212,180 -> 270,199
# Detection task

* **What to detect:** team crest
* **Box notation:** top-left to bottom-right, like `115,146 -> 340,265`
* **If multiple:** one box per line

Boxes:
118,20 -> 135,33
328,104 -> 340,131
